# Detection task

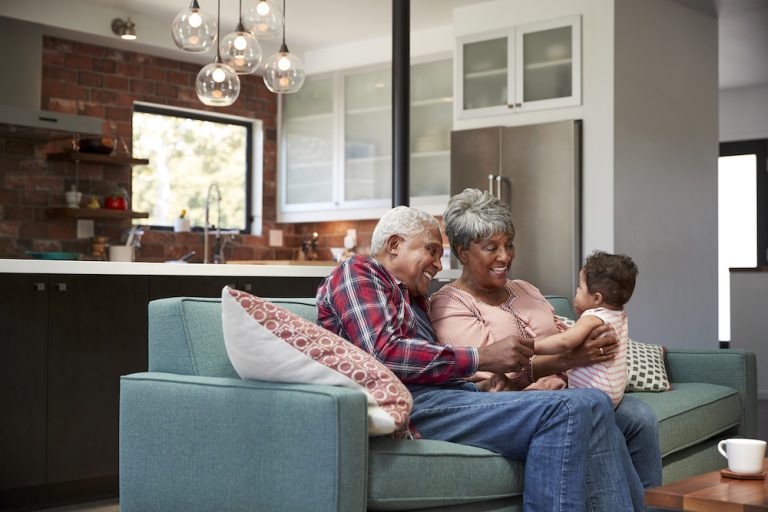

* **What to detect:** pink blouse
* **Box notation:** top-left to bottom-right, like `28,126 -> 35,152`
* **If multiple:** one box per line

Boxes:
429,280 -> 567,390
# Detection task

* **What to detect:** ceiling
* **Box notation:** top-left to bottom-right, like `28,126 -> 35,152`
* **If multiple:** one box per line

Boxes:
1,0 -> 766,90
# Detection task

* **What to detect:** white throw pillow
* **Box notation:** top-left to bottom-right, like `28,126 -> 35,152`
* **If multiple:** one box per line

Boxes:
221,286 -> 412,435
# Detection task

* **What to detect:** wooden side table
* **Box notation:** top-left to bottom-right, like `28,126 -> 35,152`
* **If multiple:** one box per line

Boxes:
645,459 -> 767,511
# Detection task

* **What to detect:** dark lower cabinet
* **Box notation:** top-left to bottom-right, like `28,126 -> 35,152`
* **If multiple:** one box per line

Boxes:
0,275 -> 48,491
46,275 -> 148,483
1,270 -> 324,508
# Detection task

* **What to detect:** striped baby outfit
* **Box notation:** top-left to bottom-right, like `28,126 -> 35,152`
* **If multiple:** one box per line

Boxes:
567,307 -> 628,407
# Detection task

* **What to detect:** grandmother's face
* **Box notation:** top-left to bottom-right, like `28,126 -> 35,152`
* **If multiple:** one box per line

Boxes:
457,232 -> 515,291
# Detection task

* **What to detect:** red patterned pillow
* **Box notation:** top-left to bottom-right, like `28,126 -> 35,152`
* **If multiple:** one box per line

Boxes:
221,286 -> 412,435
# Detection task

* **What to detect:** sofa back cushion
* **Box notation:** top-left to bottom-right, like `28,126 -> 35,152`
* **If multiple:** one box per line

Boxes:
148,296 -> 318,377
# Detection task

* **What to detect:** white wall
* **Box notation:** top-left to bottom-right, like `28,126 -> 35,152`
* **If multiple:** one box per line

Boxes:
730,272 -> 768,399
720,85 -> 768,141
613,0 -> 719,347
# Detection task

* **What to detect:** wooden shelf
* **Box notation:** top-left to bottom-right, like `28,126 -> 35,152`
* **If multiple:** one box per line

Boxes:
46,152 -> 149,166
45,208 -> 149,219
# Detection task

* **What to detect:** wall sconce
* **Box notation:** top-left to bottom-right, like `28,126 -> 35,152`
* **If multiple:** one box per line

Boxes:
111,17 -> 137,40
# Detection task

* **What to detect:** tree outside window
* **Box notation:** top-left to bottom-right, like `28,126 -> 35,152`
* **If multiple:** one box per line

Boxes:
131,103 -> 261,233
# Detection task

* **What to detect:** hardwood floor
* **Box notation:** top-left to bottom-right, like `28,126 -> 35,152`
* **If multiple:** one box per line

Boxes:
29,499 -> 118,512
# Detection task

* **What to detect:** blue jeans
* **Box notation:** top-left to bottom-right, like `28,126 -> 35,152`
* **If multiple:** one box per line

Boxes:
615,396 -> 663,488
408,382 -> 643,512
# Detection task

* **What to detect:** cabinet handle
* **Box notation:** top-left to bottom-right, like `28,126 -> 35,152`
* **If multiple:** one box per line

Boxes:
488,174 -> 495,195
507,104 -> 515,109
495,175 -> 503,200
515,103 -> 522,108
56,282 -> 67,292
34,282 -> 46,292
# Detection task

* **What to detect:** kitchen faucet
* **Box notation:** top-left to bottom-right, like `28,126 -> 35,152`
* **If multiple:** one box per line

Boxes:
204,183 -> 222,264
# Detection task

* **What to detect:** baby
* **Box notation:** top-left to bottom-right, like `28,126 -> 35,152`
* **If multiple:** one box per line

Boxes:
535,251 -> 638,407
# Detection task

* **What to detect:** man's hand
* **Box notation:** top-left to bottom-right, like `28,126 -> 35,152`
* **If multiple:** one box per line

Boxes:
565,324 -> 618,368
476,335 -> 534,374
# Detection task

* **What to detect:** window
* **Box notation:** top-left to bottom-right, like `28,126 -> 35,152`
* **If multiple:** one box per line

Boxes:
717,139 -> 767,342
131,102 -> 263,234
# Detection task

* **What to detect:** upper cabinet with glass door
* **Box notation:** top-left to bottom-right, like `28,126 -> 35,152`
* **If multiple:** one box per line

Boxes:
281,75 -> 336,211
456,16 -> 581,119
279,57 -> 453,222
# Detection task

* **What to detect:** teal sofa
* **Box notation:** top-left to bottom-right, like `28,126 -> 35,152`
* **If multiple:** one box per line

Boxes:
119,296 -> 757,512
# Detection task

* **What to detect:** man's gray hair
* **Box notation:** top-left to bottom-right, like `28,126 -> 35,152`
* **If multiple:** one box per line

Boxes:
370,206 -> 441,256
443,188 -> 515,258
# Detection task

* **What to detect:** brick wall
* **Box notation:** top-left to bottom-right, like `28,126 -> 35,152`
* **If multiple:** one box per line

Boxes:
0,35 -> 380,262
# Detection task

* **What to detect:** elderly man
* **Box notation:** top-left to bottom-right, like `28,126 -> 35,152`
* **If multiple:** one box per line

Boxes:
316,206 -> 643,511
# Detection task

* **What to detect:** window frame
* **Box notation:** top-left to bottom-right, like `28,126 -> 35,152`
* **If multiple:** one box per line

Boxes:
132,101 -> 263,235
720,139 -> 768,266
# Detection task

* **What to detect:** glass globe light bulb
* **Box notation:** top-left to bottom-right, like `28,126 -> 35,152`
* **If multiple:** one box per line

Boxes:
243,0 -> 282,39
212,67 -> 226,83
189,11 -> 202,28
234,34 -> 248,50
172,1 -> 217,52
277,55 -> 291,71
196,62 -> 241,106
263,46 -> 305,94
220,24 -> 262,75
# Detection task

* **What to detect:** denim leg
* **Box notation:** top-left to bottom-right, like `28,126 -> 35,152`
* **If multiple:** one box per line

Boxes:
615,396 -> 663,488
563,389 -> 640,511
407,384 -> 636,512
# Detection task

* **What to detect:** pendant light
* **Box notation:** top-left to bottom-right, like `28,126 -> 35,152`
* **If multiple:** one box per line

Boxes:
196,0 -> 240,106
262,0 -> 305,94
243,0 -> 283,39
220,0 -> 262,74
172,0 -> 217,52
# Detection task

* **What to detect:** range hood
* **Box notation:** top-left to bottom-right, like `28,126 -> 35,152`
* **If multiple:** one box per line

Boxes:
0,16 -> 102,141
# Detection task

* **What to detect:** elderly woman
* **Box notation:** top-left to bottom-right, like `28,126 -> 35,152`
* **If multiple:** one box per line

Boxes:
430,188 -> 662,491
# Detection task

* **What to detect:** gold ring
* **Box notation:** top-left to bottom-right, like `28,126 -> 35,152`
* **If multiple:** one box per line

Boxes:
599,347 -> 604,355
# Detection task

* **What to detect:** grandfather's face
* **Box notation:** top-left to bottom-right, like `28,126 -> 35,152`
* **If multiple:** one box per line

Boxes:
386,226 -> 443,297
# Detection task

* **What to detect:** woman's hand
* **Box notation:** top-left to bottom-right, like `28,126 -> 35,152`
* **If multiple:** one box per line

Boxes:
565,324 -> 618,368
475,373 -> 512,392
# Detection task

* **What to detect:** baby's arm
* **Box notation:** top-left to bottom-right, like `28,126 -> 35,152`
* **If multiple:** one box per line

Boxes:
534,314 -> 605,355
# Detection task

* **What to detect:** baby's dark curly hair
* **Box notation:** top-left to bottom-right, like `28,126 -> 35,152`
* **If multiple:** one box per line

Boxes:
583,251 -> 638,307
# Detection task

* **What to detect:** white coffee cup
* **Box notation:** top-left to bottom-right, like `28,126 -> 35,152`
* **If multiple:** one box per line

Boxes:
717,438 -> 766,474
109,245 -> 134,262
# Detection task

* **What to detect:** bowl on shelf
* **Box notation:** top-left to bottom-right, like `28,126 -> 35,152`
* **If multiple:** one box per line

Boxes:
78,137 -> 114,155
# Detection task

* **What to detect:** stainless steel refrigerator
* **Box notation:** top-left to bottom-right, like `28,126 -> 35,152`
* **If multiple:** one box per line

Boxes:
450,120 -> 581,298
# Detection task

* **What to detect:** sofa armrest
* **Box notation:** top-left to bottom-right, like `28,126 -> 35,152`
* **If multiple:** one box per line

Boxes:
665,349 -> 757,438
120,373 -> 369,512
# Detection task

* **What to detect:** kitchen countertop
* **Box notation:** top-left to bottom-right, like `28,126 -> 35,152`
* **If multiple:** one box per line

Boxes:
0,258 -> 461,280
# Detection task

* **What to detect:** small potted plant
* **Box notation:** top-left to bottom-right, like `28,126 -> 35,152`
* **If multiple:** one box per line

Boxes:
105,186 -> 129,210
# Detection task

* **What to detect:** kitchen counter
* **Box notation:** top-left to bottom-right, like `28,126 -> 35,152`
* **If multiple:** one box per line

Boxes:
0,258 -> 461,280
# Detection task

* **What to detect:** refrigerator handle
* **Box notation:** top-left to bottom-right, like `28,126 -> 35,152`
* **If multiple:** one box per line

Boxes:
488,174 -> 495,196
495,175 -> 503,200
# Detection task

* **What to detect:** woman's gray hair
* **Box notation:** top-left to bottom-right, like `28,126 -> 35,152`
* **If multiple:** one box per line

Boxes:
443,188 -> 515,258
370,206 -> 441,256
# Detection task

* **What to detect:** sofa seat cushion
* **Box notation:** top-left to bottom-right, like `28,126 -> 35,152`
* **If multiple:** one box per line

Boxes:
367,438 -> 522,511
631,382 -> 741,457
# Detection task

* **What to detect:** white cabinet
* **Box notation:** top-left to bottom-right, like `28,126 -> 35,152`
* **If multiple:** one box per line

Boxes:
279,57 -> 452,222
281,75 -> 337,210
456,16 -> 581,119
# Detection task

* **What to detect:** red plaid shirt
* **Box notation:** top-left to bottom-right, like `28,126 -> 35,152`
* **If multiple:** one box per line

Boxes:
316,255 -> 478,385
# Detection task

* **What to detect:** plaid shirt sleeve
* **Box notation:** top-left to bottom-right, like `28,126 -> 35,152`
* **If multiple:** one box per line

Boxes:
316,256 -> 478,385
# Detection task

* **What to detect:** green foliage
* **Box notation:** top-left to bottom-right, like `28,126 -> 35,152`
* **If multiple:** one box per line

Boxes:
132,112 -> 247,230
